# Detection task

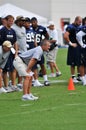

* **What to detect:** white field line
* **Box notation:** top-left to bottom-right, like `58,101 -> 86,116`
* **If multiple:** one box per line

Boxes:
66,103 -> 86,106
39,80 -> 68,83
0,103 -> 86,118
68,92 -> 78,95
21,104 -> 33,107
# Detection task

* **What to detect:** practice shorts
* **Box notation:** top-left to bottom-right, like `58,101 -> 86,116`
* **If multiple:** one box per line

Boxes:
13,56 -> 30,77
67,46 -> 83,66
47,47 -> 58,63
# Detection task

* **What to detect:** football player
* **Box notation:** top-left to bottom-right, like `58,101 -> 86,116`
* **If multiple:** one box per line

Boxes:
31,17 -> 50,86
76,17 -> 86,85
64,16 -> 82,83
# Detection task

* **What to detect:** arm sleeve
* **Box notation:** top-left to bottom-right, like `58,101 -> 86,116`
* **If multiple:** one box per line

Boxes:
43,27 -> 47,34
76,31 -> 85,47
66,26 -> 72,34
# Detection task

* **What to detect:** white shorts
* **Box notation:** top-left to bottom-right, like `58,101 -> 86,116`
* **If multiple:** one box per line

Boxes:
47,47 -> 58,62
13,56 -> 30,77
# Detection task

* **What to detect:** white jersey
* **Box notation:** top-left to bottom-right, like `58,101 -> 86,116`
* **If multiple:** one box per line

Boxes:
19,46 -> 43,65
12,24 -> 27,53
0,46 -> 10,69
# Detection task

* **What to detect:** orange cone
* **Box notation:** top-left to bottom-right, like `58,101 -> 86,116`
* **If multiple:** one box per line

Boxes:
68,78 -> 75,90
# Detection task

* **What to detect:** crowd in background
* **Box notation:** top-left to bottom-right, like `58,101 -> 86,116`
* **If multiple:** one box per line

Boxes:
0,14 -> 61,100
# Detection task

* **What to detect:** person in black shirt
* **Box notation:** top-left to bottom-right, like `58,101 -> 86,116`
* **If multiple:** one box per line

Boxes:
64,16 -> 82,83
31,17 -> 50,86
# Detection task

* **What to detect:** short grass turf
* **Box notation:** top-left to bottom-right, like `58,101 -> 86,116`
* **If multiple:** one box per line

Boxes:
0,48 -> 86,130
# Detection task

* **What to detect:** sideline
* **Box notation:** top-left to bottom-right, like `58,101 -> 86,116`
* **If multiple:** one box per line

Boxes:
39,79 -> 68,83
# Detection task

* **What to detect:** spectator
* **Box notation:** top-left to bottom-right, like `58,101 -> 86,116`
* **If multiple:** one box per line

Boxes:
0,15 -> 18,91
46,21 -> 61,77
0,15 -> 7,29
12,16 -> 27,89
0,41 -> 13,93
12,16 -> 27,53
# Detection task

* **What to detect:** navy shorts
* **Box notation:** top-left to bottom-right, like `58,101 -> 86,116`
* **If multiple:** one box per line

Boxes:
3,53 -> 15,72
67,45 -> 83,66
80,48 -> 86,66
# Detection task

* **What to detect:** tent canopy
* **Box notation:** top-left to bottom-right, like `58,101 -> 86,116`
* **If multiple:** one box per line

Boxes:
0,3 -> 48,25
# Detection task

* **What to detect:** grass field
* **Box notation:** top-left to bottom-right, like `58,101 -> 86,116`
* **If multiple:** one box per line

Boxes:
0,48 -> 86,130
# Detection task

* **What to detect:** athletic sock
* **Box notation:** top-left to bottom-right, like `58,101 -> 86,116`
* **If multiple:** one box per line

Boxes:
43,75 -> 48,81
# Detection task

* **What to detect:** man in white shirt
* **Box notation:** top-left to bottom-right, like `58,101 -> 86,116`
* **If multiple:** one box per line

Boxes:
47,21 -> 61,77
12,16 -> 27,53
13,40 -> 50,101
12,16 -> 27,88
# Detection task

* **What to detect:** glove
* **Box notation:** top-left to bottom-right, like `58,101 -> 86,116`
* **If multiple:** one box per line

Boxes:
82,44 -> 86,48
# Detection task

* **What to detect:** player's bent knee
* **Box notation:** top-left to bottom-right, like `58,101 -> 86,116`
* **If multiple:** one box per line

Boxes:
24,75 -> 32,80
24,76 -> 30,80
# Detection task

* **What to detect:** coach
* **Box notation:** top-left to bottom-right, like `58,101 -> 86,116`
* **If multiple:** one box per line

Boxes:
13,40 -> 50,101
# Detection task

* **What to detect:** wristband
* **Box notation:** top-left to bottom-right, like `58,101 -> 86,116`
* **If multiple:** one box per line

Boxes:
69,41 -> 73,46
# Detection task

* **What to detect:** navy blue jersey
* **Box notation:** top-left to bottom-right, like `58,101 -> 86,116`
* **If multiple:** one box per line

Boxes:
26,27 -> 35,49
0,26 -> 16,45
81,25 -> 86,33
0,26 -> 17,72
31,25 -> 47,45
66,24 -> 81,43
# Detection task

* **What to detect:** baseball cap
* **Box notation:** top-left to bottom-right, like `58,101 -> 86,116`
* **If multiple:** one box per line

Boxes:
15,15 -> 25,22
24,17 -> 30,22
31,17 -> 37,21
3,40 -> 12,48
47,21 -> 54,27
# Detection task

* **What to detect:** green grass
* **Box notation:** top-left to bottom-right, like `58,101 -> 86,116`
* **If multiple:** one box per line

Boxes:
0,48 -> 86,130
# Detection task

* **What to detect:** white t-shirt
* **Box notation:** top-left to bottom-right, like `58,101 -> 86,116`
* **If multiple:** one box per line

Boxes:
19,46 -> 43,65
12,24 -> 27,53
47,28 -> 58,45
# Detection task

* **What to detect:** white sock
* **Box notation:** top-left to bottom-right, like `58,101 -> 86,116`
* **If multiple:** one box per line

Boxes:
85,75 -> 86,78
81,76 -> 85,82
43,75 -> 48,81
